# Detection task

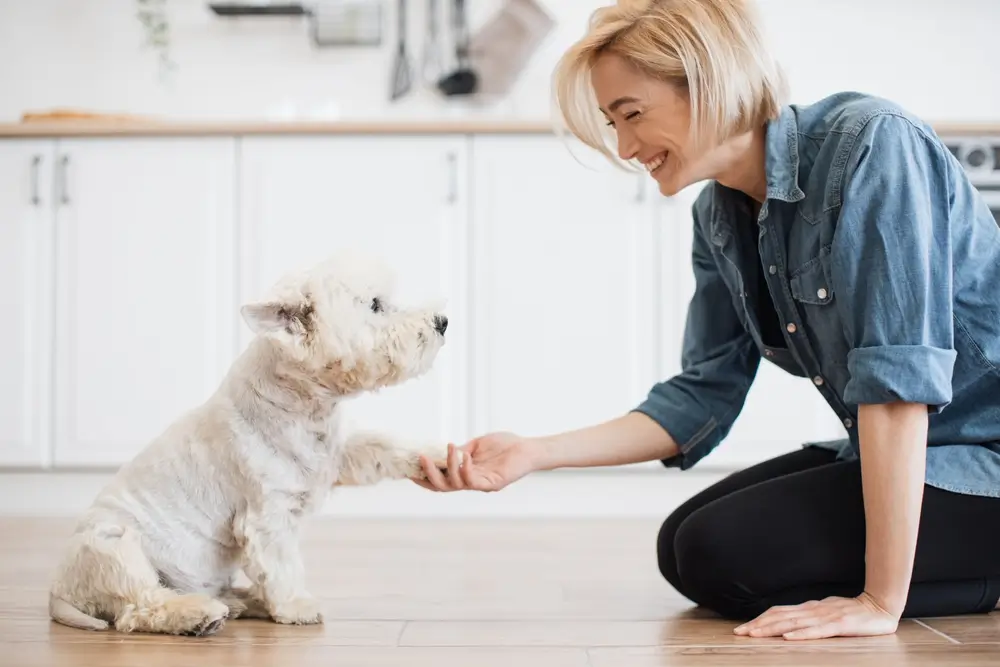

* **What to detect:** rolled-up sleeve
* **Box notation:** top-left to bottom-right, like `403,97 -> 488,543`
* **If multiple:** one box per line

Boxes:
832,114 -> 958,411
632,202 -> 761,469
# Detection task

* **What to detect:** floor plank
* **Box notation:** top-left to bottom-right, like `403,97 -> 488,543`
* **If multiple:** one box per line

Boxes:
4,642 -> 592,667
0,516 -> 996,667
399,618 -> 949,648
588,644 -> 1000,667
919,615 -> 1000,644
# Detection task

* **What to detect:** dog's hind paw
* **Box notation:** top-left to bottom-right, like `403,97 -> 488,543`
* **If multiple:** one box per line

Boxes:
118,593 -> 229,636
182,614 -> 227,637
270,596 -> 324,625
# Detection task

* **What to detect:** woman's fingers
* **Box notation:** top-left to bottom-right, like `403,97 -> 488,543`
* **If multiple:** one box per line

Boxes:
783,621 -> 843,640
416,446 -> 478,492
419,453 -> 453,491
459,452 -> 482,489
734,602 -> 823,636
446,443 -> 465,489
744,613 -> 829,638
413,440 -> 512,493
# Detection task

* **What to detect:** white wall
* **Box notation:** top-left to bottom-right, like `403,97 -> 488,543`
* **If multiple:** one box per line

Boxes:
0,0 -> 997,518
0,0 -> 997,123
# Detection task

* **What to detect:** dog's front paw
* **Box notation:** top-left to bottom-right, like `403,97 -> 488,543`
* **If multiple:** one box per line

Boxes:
407,444 -> 459,480
270,596 -> 324,625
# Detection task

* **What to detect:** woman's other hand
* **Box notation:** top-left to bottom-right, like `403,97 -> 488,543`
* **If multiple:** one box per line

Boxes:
413,433 -> 538,492
733,592 -> 901,640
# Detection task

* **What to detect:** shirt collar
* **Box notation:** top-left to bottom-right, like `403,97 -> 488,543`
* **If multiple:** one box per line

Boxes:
764,105 -> 806,204
708,105 -> 805,242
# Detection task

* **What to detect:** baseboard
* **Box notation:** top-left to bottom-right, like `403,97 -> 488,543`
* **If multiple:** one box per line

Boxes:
0,468 -> 731,518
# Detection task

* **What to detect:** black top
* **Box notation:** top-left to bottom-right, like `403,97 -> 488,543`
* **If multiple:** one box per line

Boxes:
754,245 -> 786,349
746,197 -> 786,350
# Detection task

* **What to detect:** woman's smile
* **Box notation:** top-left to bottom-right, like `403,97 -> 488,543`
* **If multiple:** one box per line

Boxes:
642,151 -> 668,174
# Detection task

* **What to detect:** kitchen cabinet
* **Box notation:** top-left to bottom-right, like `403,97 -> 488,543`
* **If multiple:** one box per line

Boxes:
469,135 -> 660,440
0,141 -> 56,466
239,135 -> 470,444
0,129 -> 846,473
50,138 -> 238,466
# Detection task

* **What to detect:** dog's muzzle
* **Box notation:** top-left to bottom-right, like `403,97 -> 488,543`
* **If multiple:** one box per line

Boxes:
433,315 -> 448,336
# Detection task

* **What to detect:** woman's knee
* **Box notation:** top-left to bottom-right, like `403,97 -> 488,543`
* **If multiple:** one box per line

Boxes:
655,508 -> 686,590
670,507 -> 763,619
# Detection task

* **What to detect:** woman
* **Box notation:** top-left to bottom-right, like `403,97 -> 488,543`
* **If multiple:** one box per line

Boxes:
415,0 -> 1000,640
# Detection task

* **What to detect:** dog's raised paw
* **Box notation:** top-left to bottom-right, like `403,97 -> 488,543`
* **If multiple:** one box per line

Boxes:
270,596 -> 324,625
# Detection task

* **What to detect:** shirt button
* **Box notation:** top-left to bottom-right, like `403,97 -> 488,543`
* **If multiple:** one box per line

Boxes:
843,418 -> 854,428
817,288 -> 828,299
813,376 -> 824,386
769,265 -> 777,275
786,323 -> 797,333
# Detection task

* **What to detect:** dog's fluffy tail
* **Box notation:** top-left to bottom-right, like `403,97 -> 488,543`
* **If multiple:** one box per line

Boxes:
49,593 -> 109,631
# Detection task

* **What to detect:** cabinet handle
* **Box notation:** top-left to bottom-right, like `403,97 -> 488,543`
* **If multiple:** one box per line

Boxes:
58,155 -> 70,205
30,155 -> 41,206
446,151 -> 458,204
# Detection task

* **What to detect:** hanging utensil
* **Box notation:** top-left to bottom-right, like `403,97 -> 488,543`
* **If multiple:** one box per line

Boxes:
437,0 -> 478,96
389,0 -> 413,101
465,0 -> 555,97
421,0 -> 443,83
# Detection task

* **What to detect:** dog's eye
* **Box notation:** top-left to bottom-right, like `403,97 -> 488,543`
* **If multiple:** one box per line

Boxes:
371,297 -> 383,313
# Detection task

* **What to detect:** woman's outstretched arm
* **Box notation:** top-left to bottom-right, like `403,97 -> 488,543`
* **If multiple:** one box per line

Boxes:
529,411 -> 680,470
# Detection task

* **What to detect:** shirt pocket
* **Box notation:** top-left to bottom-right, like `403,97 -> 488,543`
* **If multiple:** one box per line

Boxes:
789,245 -> 835,307
788,245 -> 849,372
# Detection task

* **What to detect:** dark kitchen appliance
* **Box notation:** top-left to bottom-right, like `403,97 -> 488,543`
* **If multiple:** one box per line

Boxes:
944,136 -> 1000,225
437,0 -> 478,96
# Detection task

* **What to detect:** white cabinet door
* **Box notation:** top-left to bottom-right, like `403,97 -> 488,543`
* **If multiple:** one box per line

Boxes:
470,135 -> 657,441
239,135 -> 469,443
52,138 -> 237,467
0,140 -> 56,467
657,184 -> 845,469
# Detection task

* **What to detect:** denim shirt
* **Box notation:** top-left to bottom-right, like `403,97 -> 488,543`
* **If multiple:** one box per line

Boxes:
634,91 -> 1000,498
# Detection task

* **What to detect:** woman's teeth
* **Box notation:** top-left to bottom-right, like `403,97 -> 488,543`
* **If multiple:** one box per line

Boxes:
645,153 -> 666,173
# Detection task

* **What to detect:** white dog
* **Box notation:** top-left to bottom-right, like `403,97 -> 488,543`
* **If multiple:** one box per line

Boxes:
48,251 -> 453,636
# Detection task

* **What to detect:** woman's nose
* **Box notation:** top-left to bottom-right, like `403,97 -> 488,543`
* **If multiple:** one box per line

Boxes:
616,129 -> 640,161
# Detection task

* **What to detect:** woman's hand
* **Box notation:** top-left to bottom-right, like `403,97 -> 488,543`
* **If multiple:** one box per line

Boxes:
412,432 -> 538,492
733,592 -> 900,640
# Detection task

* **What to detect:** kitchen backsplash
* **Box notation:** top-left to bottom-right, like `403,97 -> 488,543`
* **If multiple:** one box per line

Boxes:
0,0 -> 997,123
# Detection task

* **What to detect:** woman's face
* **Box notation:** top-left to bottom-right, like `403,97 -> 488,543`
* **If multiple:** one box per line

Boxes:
591,52 -> 729,196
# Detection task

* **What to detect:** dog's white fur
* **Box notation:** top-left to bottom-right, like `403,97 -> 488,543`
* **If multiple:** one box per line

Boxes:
48,250 -> 454,636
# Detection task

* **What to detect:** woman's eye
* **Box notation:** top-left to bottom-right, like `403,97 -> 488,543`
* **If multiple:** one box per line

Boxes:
371,297 -> 383,313
606,111 -> 640,127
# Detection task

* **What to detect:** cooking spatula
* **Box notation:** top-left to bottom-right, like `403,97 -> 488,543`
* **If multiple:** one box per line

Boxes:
389,0 -> 412,100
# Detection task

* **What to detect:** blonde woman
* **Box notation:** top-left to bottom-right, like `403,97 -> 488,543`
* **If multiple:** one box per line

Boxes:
416,0 -> 1000,640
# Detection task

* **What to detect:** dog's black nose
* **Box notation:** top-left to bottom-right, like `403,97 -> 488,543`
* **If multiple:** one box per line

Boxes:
433,315 -> 448,335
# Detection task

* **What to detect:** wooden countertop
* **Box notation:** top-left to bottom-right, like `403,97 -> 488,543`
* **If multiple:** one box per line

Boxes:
1,118 -> 1000,138
0,118 -> 560,137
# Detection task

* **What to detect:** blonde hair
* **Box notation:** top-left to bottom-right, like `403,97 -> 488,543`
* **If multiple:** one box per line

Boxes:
553,0 -> 787,163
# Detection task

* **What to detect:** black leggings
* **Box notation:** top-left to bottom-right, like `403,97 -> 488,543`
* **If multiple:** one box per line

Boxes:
657,447 -> 1000,621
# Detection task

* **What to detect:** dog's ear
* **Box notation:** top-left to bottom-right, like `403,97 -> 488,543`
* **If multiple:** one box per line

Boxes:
241,298 -> 314,336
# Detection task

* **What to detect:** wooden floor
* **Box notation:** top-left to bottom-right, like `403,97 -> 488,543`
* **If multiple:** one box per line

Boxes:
0,516 -> 997,666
